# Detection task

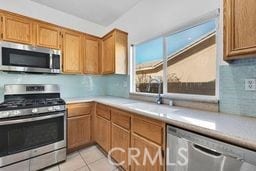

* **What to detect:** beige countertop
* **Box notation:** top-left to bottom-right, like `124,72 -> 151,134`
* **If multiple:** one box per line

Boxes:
64,96 -> 256,151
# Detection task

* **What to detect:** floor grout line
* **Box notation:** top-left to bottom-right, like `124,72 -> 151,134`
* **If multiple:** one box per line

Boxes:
78,150 -> 91,171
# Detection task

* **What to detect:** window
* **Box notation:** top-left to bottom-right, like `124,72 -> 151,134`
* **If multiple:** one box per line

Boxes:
133,19 -> 217,97
135,37 -> 164,93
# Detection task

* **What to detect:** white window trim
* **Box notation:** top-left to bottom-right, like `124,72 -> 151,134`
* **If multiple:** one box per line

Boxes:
130,9 -> 220,103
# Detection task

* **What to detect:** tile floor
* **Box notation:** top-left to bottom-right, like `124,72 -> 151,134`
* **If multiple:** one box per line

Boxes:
44,146 -> 121,171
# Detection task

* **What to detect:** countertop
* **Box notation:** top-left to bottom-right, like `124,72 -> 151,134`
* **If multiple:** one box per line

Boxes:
65,96 -> 256,151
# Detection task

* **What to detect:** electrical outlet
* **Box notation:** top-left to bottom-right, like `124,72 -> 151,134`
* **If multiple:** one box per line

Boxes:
245,79 -> 256,91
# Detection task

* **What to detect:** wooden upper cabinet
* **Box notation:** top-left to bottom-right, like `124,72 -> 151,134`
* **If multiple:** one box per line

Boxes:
2,14 -> 33,44
62,29 -> 83,74
84,35 -> 100,74
101,29 -> 128,75
36,22 -> 61,49
115,30 -> 128,74
102,33 -> 115,74
224,0 -> 256,60
0,14 -> 3,40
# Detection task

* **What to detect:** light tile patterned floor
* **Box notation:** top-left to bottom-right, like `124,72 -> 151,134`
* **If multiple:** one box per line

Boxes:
44,145 -> 121,171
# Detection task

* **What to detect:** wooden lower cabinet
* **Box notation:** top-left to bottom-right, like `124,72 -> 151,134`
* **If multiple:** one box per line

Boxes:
67,103 -> 165,170
131,133 -> 163,171
111,123 -> 130,170
68,115 -> 91,150
95,115 -> 111,152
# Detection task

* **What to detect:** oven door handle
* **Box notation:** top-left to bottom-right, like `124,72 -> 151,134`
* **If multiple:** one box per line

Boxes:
0,113 -> 65,125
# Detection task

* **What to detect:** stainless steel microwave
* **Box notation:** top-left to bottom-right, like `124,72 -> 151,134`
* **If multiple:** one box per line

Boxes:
0,41 -> 61,74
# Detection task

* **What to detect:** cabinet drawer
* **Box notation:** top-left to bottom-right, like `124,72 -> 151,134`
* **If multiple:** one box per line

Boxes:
96,103 -> 111,120
111,108 -> 131,130
132,116 -> 163,145
67,103 -> 92,118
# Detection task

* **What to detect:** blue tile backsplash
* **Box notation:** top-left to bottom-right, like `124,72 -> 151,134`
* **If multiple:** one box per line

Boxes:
1,57 -> 256,117
0,72 -> 129,102
105,74 -> 130,98
220,58 -> 256,116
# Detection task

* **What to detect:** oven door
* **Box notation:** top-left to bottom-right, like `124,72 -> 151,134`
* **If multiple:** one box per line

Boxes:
0,41 -> 61,73
0,112 -> 66,168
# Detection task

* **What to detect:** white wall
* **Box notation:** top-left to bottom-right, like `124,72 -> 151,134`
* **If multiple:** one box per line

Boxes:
0,0 -> 106,36
107,0 -> 219,44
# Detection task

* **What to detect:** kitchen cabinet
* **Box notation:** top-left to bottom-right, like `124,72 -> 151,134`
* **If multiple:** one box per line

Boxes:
0,9 -> 128,76
111,109 -> 131,170
101,29 -> 128,74
83,35 -> 100,74
2,14 -> 33,44
131,134 -> 162,171
68,115 -> 91,150
102,33 -> 115,74
67,103 -> 92,151
131,116 -> 165,171
0,14 -> 3,40
62,29 -> 83,74
95,104 -> 111,152
111,124 -> 130,170
95,115 -> 111,152
224,0 -> 256,60
36,22 -> 61,49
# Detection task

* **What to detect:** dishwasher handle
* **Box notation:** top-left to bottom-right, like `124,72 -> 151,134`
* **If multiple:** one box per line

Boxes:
192,144 -> 222,157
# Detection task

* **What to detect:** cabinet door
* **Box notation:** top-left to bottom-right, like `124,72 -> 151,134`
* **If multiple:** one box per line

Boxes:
102,34 -> 115,74
131,134 -> 163,171
0,15 -> 3,40
224,0 -> 256,59
63,30 -> 83,74
68,115 -> 91,150
111,124 -> 130,170
84,35 -> 99,74
2,15 -> 33,44
36,22 -> 60,49
115,31 -> 128,74
95,115 -> 111,152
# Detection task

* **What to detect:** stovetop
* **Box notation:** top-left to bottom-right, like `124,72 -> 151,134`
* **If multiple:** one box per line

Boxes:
0,98 -> 65,111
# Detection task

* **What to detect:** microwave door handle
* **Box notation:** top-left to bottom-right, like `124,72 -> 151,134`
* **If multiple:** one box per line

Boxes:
49,53 -> 53,69
0,113 -> 65,126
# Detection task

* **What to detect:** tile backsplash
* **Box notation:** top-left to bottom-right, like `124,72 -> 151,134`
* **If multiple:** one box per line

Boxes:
0,72 -> 129,102
220,58 -> 256,117
105,74 -> 130,98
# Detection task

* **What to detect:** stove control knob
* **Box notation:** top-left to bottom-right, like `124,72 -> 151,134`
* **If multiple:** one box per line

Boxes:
54,106 -> 61,111
2,111 -> 9,118
32,108 -> 38,113
48,107 -> 54,112
13,110 -> 21,116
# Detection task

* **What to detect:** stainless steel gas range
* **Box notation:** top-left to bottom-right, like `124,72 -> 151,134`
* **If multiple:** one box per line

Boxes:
0,84 -> 66,171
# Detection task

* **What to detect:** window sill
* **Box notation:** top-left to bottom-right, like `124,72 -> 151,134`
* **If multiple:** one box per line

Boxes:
129,92 -> 219,104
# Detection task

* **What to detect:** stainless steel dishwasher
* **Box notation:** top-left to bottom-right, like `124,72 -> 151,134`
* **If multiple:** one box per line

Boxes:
167,125 -> 256,171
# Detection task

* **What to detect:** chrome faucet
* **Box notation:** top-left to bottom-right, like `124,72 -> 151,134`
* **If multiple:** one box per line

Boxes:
147,78 -> 163,104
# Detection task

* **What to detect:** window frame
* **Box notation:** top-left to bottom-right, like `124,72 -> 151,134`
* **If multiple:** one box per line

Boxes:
130,10 -> 220,102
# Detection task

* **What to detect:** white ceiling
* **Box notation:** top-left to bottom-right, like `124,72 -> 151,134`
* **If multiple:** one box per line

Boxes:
30,0 -> 141,26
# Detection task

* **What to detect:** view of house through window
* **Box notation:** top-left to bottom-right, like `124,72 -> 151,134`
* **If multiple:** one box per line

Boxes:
134,19 -> 216,96
135,37 -> 164,94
